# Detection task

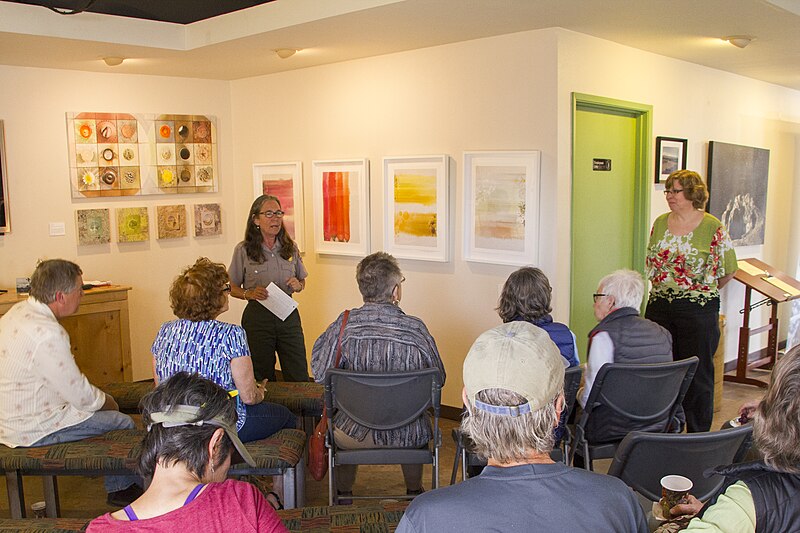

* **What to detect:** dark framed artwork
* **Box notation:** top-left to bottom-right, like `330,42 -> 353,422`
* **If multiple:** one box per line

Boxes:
707,141 -> 770,246
654,136 -> 687,183
0,121 -> 9,234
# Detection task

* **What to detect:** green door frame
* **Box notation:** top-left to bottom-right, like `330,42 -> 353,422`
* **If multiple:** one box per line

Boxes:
571,92 -> 653,296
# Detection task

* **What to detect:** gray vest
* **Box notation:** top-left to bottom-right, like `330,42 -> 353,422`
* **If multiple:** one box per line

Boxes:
589,307 -> 672,363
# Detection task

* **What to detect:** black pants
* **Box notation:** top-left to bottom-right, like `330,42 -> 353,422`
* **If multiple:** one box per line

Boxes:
645,296 -> 720,433
242,302 -> 309,382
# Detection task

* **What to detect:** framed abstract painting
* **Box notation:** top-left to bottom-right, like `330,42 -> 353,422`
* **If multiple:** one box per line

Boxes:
253,162 -> 305,252
463,151 -> 540,266
312,158 -> 370,256
0,121 -> 9,233
383,155 -> 449,262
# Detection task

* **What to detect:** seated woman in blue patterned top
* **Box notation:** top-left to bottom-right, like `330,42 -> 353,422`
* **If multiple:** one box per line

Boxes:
152,257 -> 296,444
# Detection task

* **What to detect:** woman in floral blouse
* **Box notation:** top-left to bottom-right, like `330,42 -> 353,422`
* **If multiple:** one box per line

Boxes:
645,170 -> 737,433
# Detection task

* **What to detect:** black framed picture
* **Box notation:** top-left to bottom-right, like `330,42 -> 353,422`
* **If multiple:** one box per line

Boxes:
0,121 -> 9,234
655,136 -> 688,184
707,141 -> 770,246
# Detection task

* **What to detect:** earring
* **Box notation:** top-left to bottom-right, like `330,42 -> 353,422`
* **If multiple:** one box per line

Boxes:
210,461 -> 215,474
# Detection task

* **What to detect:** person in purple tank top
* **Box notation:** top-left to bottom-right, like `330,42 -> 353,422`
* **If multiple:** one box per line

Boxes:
87,373 -> 287,532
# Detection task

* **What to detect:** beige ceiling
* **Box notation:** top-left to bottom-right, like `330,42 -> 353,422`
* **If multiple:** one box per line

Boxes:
1,0 -> 799,91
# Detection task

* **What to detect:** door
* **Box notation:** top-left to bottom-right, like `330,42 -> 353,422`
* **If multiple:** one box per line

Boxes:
570,94 -> 651,360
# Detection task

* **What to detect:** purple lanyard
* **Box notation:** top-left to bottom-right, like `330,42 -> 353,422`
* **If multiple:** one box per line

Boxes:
122,484 -> 206,521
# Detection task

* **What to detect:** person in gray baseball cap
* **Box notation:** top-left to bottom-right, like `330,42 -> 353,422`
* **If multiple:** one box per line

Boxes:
396,321 -> 647,533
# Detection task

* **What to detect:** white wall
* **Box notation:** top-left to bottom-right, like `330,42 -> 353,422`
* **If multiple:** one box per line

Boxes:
0,65 -> 236,380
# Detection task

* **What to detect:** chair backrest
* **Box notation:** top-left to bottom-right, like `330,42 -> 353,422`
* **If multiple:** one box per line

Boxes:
563,365 -> 583,420
607,424 -> 754,501
580,357 -> 698,444
324,368 -> 442,431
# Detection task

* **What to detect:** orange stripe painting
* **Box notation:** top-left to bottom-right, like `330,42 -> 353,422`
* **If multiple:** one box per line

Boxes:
322,171 -> 351,242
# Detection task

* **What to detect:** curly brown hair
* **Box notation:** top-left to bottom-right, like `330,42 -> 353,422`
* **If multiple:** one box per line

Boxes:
169,257 -> 229,321
496,267 -> 552,323
666,170 -> 709,210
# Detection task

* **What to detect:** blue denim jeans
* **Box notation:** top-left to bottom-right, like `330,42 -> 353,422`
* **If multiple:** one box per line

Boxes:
31,411 -> 140,493
237,402 -> 297,443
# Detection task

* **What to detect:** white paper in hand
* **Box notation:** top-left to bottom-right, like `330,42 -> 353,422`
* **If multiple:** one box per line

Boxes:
258,282 -> 298,321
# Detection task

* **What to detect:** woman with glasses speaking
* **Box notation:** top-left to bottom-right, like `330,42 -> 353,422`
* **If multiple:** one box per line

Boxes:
229,195 -> 310,383
644,170 -> 738,433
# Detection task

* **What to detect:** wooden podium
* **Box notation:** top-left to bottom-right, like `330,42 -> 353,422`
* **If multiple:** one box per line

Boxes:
725,258 -> 800,387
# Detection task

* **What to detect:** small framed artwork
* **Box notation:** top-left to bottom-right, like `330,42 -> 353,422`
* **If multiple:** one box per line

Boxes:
0,121 -> 10,233
383,155 -> 449,262
76,208 -> 111,245
463,151 -> 540,266
312,158 -> 370,256
655,136 -> 688,183
253,162 -> 305,252
156,204 -> 187,239
194,203 -> 222,237
116,207 -> 149,242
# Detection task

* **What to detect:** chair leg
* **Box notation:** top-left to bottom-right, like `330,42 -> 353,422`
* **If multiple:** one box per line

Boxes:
5,471 -> 24,519
328,448 -> 335,506
295,459 -> 305,508
433,448 -> 439,490
450,440 -> 462,485
42,476 -> 60,517
460,447 -> 467,482
282,468 -> 296,509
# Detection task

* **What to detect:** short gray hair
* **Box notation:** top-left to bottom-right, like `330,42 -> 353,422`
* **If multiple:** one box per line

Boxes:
356,252 -> 403,303
598,269 -> 644,310
29,259 -> 82,304
462,387 -> 562,463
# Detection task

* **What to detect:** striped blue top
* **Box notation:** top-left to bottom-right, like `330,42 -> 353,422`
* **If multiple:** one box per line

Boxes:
152,319 -> 250,430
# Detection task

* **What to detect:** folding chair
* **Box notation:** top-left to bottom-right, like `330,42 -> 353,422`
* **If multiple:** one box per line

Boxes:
324,368 -> 442,505
607,424 -> 753,501
570,357 -> 698,470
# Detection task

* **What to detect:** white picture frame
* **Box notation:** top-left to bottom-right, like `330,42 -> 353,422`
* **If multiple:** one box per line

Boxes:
311,158 -> 370,256
253,161 -> 305,252
383,155 -> 449,262
463,151 -> 540,266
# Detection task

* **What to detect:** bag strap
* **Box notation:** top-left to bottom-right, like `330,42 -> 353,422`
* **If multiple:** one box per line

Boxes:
333,309 -> 350,369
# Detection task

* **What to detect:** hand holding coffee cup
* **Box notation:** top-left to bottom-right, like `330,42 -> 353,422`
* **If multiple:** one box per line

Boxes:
660,475 -> 693,517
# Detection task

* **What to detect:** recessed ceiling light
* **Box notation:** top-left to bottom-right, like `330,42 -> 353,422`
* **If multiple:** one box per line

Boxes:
722,36 -> 755,49
103,57 -> 125,66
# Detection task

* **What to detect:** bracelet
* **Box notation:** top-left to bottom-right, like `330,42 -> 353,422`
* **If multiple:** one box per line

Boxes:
244,289 -> 250,301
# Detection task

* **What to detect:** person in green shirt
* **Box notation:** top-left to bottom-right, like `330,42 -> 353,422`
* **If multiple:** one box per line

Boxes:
644,170 -> 737,432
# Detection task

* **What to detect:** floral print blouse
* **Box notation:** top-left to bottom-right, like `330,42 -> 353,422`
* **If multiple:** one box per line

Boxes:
646,212 -> 738,305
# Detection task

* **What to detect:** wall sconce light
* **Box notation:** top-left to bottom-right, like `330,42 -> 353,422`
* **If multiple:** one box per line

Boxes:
103,56 -> 125,66
274,48 -> 298,59
722,36 -> 754,49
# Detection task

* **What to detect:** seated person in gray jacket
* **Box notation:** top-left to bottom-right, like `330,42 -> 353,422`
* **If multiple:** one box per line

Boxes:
579,269 -> 673,408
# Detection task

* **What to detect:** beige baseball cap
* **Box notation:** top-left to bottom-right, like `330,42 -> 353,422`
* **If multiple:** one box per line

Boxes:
464,321 -> 565,416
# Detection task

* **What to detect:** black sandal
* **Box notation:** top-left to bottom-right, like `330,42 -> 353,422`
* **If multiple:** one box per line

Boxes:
266,491 -> 284,510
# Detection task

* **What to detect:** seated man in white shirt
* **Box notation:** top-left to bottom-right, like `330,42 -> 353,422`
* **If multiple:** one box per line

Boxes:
0,259 -> 142,506
579,269 -> 673,408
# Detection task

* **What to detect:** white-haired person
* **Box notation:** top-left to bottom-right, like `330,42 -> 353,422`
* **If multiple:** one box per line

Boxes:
88,372 -> 287,532
579,269 -> 673,408
396,321 -> 647,532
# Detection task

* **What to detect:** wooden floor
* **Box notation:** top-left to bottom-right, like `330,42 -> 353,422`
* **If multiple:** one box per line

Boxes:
0,369 -> 769,519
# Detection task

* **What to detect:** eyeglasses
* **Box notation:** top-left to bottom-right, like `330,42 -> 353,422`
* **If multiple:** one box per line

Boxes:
400,276 -> 406,283
664,189 -> 685,196
258,210 -> 285,218
592,293 -> 607,303
222,282 -> 231,293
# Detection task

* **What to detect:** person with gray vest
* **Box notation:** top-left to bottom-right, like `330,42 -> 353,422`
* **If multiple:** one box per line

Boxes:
578,269 -> 673,408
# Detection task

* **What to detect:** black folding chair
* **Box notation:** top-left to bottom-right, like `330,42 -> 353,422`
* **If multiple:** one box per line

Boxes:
324,368 -> 442,505
450,365 -> 583,484
570,357 -> 698,470
607,424 -> 753,501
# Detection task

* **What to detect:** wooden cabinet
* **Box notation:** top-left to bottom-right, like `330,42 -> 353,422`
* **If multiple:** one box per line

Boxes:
0,286 -> 133,385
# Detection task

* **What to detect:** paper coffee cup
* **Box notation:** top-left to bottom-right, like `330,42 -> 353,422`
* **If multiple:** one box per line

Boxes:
660,475 -> 692,517
31,501 -> 46,518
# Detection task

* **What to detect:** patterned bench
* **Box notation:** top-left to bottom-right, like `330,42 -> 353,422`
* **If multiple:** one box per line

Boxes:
0,428 -> 306,518
0,501 -> 410,532
100,380 -> 324,418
